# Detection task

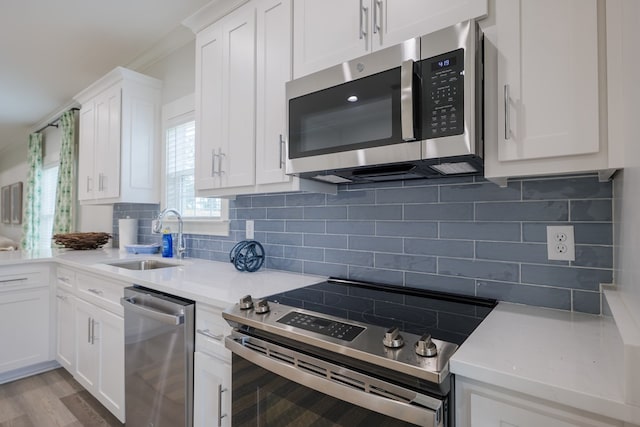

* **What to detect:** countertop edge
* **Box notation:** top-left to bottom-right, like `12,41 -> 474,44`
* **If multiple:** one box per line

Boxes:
450,302 -> 640,424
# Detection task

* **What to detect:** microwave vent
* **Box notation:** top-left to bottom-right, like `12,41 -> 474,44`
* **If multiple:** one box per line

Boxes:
429,162 -> 478,175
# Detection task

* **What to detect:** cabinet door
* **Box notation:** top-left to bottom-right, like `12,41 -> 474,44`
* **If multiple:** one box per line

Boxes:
376,0 -> 487,48
292,0 -> 368,78
95,308 -> 125,421
94,84 -> 122,199
74,298 -> 99,391
470,392 -> 621,427
195,24 -> 224,191
0,288 -> 50,374
219,6 -> 257,188
256,0 -> 292,185
77,104 -> 95,201
55,289 -> 75,372
496,0 -> 600,161
194,351 -> 231,427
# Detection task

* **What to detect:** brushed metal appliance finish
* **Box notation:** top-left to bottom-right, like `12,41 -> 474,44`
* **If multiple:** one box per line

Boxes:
122,287 -> 194,427
223,301 -> 457,384
226,331 -> 444,427
286,39 -> 422,175
421,20 -> 481,159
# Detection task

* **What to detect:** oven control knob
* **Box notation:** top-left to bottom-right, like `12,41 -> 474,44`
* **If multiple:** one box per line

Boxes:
382,326 -> 404,348
239,295 -> 254,310
254,299 -> 270,314
415,333 -> 437,357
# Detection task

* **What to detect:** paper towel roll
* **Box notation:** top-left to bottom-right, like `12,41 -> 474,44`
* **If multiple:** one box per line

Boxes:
119,218 -> 138,251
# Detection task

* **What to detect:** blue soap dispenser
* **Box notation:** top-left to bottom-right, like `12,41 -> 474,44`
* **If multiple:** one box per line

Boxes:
161,229 -> 173,258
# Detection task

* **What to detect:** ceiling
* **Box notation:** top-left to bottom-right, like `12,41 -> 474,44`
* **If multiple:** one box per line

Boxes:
0,0 -> 211,152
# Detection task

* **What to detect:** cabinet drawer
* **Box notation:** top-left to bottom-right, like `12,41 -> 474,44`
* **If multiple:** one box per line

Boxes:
0,265 -> 48,293
76,271 -> 126,315
195,304 -> 231,362
56,266 -> 76,291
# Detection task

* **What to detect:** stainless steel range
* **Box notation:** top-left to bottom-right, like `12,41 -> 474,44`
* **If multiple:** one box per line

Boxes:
223,278 -> 496,427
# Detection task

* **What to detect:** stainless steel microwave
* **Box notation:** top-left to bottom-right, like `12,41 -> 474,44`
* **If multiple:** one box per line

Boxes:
285,20 -> 483,184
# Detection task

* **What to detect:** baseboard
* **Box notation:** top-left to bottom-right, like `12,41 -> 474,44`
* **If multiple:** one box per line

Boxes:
0,360 -> 61,385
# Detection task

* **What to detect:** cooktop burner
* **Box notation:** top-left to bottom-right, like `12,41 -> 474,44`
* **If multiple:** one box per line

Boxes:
265,277 -> 497,345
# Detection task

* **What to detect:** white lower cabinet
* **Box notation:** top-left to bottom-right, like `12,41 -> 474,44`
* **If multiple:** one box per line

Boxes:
0,265 -> 51,378
73,278 -> 125,423
456,377 -> 625,427
193,303 -> 232,427
55,288 -> 75,372
194,351 -> 231,427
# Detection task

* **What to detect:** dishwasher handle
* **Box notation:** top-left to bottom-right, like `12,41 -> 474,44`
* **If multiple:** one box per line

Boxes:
120,297 -> 185,325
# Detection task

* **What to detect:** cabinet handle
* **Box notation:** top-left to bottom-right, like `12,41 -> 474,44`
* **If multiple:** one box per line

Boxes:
373,0 -> 382,34
217,148 -> 224,176
86,176 -> 92,192
98,173 -> 103,191
218,384 -> 228,427
88,318 -> 92,343
0,277 -> 27,284
91,319 -> 96,345
57,276 -> 71,284
196,328 -> 224,341
504,84 -> 511,140
279,134 -> 285,169
56,294 -> 66,301
359,0 -> 368,40
211,149 -> 217,177
400,59 -> 415,141
87,288 -> 104,295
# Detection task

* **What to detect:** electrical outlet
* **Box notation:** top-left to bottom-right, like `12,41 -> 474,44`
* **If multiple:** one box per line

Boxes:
151,220 -> 161,234
246,220 -> 254,240
546,225 -> 575,261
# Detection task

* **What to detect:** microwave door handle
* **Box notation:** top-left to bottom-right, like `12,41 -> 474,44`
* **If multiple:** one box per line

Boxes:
401,59 -> 416,141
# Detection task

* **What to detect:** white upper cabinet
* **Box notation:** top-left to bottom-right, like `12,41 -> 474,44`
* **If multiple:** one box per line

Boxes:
483,0 -> 619,185
255,0 -> 294,186
194,5 -> 256,192
74,67 -> 162,204
292,0 -> 488,78
497,0 -> 599,161
189,0 -> 335,197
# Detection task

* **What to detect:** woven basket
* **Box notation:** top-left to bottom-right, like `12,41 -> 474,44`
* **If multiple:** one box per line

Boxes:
53,232 -> 111,250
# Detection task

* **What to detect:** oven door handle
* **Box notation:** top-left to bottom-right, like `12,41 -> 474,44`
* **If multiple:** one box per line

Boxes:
226,334 -> 444,427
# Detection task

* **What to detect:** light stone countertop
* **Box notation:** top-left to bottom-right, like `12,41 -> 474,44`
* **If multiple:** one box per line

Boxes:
450,302 -> 640,424
4,248 -> 639,423
0,248 -> 325,308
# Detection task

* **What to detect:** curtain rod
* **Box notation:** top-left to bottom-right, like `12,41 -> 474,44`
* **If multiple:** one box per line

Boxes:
34,107 -> 80,134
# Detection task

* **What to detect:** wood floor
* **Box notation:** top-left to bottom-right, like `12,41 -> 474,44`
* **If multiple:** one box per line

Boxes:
0,368 -> 123,427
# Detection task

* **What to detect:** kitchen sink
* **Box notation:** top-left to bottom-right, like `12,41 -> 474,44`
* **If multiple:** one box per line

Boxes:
106,259 -> 180,271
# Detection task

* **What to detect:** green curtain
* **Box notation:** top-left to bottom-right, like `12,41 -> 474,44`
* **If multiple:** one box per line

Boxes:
21,133 -> 43,250
52,110 -> 76,237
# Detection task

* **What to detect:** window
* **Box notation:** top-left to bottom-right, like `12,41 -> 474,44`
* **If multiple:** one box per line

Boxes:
163,94 -> 228,235
39,164 -> 59,248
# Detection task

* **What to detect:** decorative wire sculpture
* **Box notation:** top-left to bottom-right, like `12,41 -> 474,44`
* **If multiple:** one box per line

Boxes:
229,240 -> 265,272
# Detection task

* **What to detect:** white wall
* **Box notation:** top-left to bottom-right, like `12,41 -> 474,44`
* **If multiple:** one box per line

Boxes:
139,40 -> 196,105
0,34 -> 195,245
612,0 -> 640,323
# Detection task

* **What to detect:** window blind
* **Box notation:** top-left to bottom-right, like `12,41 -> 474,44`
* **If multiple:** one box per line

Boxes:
166,120 -> 221,217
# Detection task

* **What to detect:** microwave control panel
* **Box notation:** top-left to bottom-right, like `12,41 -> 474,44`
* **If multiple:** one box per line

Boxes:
422,48 -> 465,139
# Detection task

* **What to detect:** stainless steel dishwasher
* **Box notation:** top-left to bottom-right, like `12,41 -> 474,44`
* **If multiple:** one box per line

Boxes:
121,285 -> 195,427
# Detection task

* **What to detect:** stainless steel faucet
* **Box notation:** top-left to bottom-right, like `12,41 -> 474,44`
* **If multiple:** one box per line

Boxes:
153,208 -> 186,259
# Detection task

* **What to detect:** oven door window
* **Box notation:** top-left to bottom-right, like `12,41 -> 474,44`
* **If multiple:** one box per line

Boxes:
288,68 -> 403,159
232,354 -> 423,427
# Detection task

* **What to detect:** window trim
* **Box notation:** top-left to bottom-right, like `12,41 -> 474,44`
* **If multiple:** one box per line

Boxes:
161,94 -> 229,236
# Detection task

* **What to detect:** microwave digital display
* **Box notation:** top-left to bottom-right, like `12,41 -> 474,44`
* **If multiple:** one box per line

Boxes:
431,56 -> 457,71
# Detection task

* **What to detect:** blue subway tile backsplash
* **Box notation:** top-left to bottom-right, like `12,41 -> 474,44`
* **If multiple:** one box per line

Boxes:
113,174 -> 613,315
